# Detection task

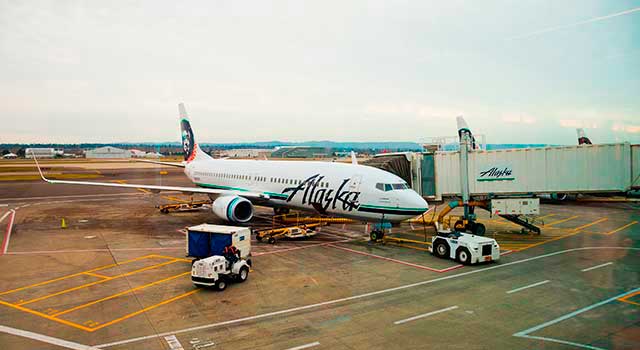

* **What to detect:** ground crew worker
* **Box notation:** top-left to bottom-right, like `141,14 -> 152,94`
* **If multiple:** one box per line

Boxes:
223,245 -> 240,265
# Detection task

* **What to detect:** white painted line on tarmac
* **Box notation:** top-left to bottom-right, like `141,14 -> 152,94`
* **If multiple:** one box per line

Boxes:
513,287 -> 640,350
0,324 -> 100,350
5,246 -> 185,255
581,262 -> 613,272
327,244 -> 463,273
285,341 -> 320,350
506,280 -> 550,294
252,239 -> 351,257
164,335 -> 185,350
394,305 -> 458,325
0,204 -> 7,207
0,192 -> 143,202
0,211 -> 10,224
1,210 -> 16,254
95,247 -> 640,349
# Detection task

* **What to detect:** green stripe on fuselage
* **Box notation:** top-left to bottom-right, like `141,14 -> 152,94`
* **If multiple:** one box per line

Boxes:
195,183 -> 288,199
358,204 -> 427,212
196,183 -> 248,192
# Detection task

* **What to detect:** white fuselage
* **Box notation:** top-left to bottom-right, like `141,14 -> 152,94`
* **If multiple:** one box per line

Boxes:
184,158 -> 428,223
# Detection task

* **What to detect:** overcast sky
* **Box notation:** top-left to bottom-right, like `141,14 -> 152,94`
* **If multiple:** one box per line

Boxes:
1,0 -> 639,144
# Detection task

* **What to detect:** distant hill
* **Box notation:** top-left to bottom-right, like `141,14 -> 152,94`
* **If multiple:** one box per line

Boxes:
0,141 -> 563,153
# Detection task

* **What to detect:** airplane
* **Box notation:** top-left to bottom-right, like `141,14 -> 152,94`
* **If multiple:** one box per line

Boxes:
33,103 -> 428,236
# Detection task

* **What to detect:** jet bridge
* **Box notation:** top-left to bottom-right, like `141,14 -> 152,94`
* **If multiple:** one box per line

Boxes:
371,143 -> 639,200
369,123 -> 639,235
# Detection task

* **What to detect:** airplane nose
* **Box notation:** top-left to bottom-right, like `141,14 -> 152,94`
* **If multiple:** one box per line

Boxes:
415,194 -> 429,213
408,193 -> 428,215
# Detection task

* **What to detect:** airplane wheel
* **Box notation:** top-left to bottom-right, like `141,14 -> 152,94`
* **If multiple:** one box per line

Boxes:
370,230 -> 383,241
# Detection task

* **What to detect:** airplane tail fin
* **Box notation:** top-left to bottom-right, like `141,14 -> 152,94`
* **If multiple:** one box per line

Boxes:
577,128 -> 592,145
179,103 -> 212,162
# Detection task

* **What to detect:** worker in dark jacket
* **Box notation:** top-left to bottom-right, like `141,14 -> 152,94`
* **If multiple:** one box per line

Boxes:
223,245 -> 240,265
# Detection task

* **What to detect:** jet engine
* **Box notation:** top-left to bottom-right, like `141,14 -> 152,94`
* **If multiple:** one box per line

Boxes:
212,195 -> 254,223
539,193 -> 569,202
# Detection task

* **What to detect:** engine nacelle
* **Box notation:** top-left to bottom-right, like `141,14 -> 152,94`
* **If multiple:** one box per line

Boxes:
539,193 -> 569,201
212,195 -> 254,223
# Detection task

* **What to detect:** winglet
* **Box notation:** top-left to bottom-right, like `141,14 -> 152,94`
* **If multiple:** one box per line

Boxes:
351,151 -> 358,165
31,151 -> 51,183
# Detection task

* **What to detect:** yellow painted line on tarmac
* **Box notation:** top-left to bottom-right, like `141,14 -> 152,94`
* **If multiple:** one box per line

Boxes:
536,214 -> 557,220
18,259 -> 181,306
569,218 -> 608,232
618,290 -> 640,307
114,180 -> 151,194
88,289 -> 201,332
52,271 -> 191,317
0,300 -> 93,332
514,217 -> 608,252
544,215 -> 579,227
162,196 -> 190,203
604,221 -> 638,236
0,255 -> 155,296
82,272 -> 109,279
149,254 -> 191,263
387,242 -> 431,252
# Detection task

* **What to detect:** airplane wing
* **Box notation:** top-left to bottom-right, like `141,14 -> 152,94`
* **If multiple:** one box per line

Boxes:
32,156 -> 269,200
133,159 -> 185,168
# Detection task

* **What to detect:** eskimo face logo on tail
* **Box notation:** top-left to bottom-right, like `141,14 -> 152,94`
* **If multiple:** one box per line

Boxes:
180,119 -> 195,161
282,174 -> 360,213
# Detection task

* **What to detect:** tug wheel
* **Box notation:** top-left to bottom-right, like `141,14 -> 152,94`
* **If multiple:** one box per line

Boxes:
237,267 -> 249,283
434,240 -> 449,258
457,248 -> 472,265
215,279 -> 227,291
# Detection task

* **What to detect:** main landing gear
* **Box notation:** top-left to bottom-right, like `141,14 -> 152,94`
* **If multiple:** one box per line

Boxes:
369,229 -> 385,241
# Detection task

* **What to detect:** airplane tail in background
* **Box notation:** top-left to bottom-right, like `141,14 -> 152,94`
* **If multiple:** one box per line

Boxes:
577,128 -> 592,145
179,103 -> 213,162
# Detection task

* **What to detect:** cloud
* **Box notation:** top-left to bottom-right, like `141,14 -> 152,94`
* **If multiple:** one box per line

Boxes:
364,103 -> 461,120
508,7 -> 640,41
611,122 -> 640,133
559,119 -> 599,129
501,114 -> 536,124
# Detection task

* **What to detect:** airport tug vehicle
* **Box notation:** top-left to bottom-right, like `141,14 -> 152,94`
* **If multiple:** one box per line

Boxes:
186,224 -> 252,290
191,255 -> 250,290
430,230 -> 500,265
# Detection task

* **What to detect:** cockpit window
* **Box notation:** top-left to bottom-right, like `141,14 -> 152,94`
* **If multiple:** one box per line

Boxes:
392,183 -> 409,190
376,182 -> 409,191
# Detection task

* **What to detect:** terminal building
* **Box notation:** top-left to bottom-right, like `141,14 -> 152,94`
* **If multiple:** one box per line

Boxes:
271,146 -> 329,158
25,148 -> 63,158
85,146 -> 132,159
